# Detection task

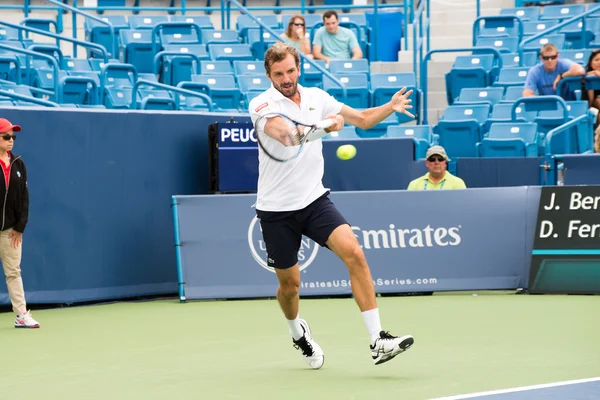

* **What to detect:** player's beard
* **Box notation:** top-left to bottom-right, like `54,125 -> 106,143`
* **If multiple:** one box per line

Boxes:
275,80 -> 298,98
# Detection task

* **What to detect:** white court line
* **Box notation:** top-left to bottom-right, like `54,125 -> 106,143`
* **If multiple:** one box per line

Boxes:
429,377 -> 600,400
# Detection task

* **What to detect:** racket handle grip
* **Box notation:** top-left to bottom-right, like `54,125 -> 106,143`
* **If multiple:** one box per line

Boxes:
316,119 -> 334,130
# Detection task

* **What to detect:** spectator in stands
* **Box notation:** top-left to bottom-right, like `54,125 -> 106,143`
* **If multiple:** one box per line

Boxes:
312,10 -> 362,64
407,146 -> 466,190
278,15 -> 312,57
583,49 -> 600,109
523,44 -> 585,98
0,118 -> 39,329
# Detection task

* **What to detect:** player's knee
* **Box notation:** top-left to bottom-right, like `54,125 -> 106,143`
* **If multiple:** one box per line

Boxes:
279,275 -> 300,296
342,244 -> 366,266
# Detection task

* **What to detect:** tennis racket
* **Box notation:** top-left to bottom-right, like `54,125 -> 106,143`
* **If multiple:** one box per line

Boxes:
254,112 -> 334,162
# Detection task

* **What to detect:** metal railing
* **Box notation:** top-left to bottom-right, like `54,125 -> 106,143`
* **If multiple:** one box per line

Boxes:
518,6 -> 600,60
0,89 -> 60,107
0,43 -> 60,100
0,0 -> 64,33
411,0 -> 430,78
0,20 -> 109,63
46,0 -> 116,59
131,79 -> 214,111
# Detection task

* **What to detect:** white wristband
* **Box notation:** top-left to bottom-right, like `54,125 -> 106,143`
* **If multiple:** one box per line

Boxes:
305,119 -> 335,142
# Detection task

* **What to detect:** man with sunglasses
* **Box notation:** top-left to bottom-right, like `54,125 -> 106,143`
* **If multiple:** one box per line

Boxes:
0,118 -> 39,328
523,44 -> 585,98
407,146 -> 466,190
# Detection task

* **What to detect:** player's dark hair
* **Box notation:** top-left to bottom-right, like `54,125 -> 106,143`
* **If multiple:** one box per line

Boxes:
264,43 -> 300,75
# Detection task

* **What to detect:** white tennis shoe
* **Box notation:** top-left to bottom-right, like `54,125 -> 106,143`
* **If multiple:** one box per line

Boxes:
15,311 -> 40,329
292,319 -> 324,369
370,331 -> 414,365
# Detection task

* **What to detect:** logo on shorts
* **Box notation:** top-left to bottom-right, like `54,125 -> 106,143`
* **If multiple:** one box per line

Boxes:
248,216 -> 319,273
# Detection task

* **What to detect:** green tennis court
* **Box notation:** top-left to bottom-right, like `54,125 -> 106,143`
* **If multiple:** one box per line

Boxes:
1,292 -> 598,400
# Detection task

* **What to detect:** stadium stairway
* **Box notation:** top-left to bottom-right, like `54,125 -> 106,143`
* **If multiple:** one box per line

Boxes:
371,0 -> 516,125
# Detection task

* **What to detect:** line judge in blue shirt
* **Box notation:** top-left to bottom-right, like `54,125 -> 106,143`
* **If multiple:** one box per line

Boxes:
523,44 -> 585,98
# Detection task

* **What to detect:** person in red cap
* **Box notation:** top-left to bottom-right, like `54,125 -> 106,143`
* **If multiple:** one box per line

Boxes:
0,118 -> 39,328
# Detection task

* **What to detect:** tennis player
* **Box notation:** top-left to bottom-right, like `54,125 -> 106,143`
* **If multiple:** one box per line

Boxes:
249,44 -> 414,369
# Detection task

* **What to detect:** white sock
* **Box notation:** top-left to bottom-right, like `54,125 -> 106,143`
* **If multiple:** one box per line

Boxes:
287,316 -> 304,341
362,308 -> 382,343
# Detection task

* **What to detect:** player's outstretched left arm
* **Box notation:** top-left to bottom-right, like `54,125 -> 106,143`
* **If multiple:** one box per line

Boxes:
340,86 -> 414,130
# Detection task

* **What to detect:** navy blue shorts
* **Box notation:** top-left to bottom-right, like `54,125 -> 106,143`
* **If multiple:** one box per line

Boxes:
256,192 -> 349,270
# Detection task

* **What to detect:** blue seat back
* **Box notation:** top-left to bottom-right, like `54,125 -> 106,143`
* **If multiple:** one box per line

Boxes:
233,60 -> 266,75
128,16 -> 170,30
499,7 -> 540,21
200,60 -> 234,75
329,59 -> 369,74
201,30 -> 240,44
237,75 -> 270,93
456,87 -> 504,106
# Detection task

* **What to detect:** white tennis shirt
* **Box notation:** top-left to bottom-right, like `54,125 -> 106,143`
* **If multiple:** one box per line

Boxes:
249,84 -> 343,211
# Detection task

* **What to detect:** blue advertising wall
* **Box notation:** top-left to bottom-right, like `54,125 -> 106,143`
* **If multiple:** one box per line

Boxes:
174,187 -> 542,300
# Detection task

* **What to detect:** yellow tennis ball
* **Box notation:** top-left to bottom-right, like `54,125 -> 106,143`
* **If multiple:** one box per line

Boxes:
336,144 -> 357,160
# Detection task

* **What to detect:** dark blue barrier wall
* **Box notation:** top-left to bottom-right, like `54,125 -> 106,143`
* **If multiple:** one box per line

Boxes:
175,187 -> 542,300
0,107 -> 241,305
562,154 -> 600,185
457,157 -> 542,188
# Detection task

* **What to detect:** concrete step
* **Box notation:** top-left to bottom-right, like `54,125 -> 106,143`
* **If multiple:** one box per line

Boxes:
427,90 -> 449,110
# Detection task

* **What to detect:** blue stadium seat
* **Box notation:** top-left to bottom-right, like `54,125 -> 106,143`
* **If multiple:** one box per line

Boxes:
242,90 -> 263,108
475,37 -> 519,53
499,7 -> 540,21
190,74 -> 241,110
161,44 -> 209,86
68,70 -> 101,104
339,13 -> 367,28
119,30 -> 157,73
246,29 -> 282,59
0,27 -> 20,41
128,16 -> 170,30
521,34 -> 566,53
386,125 -> 437,159
104,87 -> 135,109
454,87 -> 504,106
237,15 -> 280,38
233,60 -> 266,76
501,52 -> 538,68
0,54 -> 20,83
201,30 -> 241,45
329,59 -> 369,75
540,4 -> 586,21
138,89 -> 176,110
370,72 -> 418,123
208,44 -> 254,62
159,25 -> 201,46
560,49 -> 590,66
475,18 -> 521,40
62,58 -> 92,72
200,60 -> 234,75
324,125 -> 360,140
84,15 -> 128,59
89,58 -> 120,72
299,59 -> 327,88
237,74 -> 271,94
323,73 -> 369,109
435,104 -> 491,158
492,67 -> 530,89
445,54 -> 495,105
478,122 -> 539,157
502,86 -> 526,103
170,16 -> 214,30
560,20 -> 596,49
523,20 -> 559,37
